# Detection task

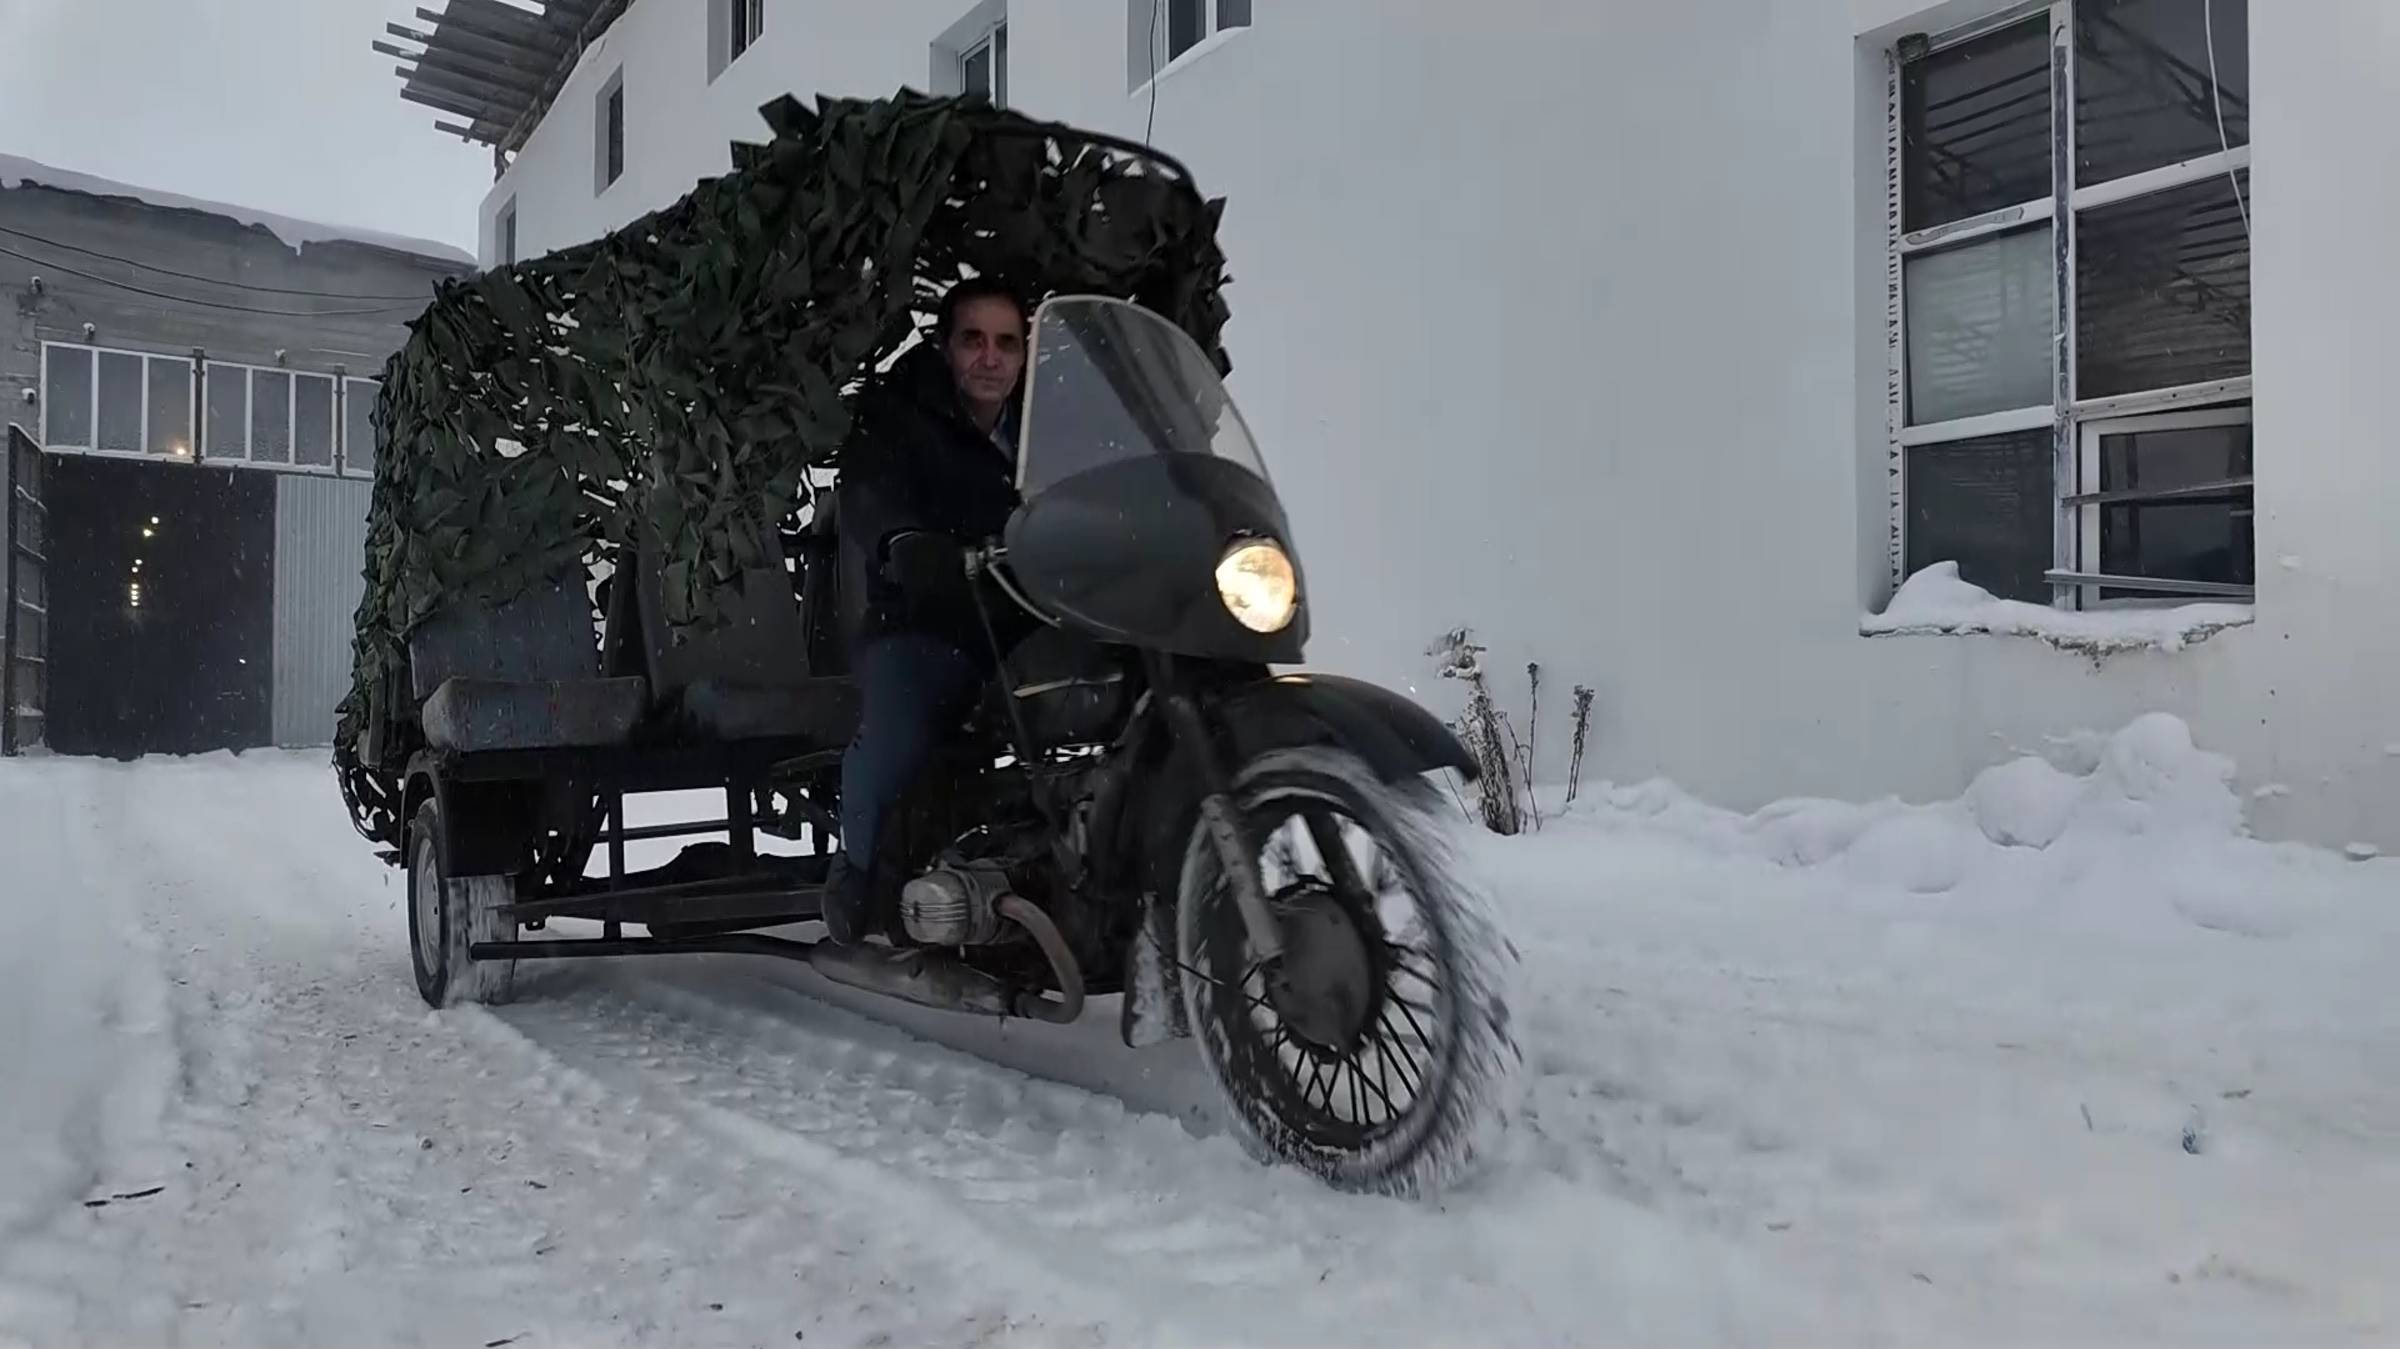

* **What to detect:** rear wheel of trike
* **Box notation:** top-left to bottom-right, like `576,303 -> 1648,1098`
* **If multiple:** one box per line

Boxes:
408,799 -> 519,1008
1177,748 -> 1517,1197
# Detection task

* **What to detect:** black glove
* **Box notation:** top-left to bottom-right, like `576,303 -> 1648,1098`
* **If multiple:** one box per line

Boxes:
880,529 -> 969,597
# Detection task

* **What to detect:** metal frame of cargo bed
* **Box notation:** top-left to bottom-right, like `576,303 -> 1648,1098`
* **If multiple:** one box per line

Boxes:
416,735 -> 848,965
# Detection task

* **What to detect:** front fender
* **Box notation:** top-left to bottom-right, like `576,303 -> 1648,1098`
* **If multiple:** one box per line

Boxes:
1214,673 -> 1476,783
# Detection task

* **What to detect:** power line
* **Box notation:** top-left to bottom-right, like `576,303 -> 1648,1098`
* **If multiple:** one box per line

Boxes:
1145,0 -> 1162,144
2203,0 -> 2250,239
0,223 -> 438,301
0,242 -> 427,318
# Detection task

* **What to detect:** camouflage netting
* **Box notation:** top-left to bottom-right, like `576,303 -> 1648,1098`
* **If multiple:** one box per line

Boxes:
334,90 -> 1233,847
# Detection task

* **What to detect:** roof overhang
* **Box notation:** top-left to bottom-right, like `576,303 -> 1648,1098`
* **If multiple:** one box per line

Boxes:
382,0 -> 631,156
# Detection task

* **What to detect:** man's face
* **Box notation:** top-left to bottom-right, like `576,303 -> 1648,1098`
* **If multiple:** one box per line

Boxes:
945,295 -> 1027,414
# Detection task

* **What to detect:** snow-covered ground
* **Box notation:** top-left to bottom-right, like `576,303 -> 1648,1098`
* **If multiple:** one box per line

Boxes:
3,716 -> 2396,1347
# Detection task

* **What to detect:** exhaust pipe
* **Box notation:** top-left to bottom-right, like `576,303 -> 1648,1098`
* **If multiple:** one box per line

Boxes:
997,895 -> 1084,1024
806,893 -> 1084,1024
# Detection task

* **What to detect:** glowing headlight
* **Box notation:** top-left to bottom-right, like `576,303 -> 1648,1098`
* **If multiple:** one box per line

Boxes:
1215,539 -> 1298,633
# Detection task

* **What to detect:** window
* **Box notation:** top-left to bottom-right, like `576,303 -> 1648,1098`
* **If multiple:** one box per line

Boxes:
96,352 -> 145,453
1131,0 -> 1249,86
2076,406 -> 2251,599
39,343 -> 196,459
40,346 -> 92,449
732,0 -> 763,61
1169,0 -> 1249,62
1890,0 -> 2251,608
293,374 -> 336,468
192,361 -> 341,471
205,362 -> 249,461
342,378 -> 380,478
147,359 -> 192,458
596,69 -> 625,194
251,371 -> 293,465
496,199 -> 518,268
711,0 -> 764,80
961,23 -> 1007,106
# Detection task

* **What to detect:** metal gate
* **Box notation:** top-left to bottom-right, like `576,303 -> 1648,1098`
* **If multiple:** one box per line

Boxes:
271,474 -> 371,747
2,425 -> 48,754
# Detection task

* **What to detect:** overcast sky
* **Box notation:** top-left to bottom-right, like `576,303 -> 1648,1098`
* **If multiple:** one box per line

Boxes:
0,0 -> 490,251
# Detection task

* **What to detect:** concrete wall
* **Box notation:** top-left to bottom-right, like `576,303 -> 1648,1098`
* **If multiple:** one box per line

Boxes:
1,181 -> 463,395
478,0 -> 2400,851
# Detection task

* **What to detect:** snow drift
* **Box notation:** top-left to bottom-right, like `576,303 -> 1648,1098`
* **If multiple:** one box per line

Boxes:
1568,712 -> 2257,893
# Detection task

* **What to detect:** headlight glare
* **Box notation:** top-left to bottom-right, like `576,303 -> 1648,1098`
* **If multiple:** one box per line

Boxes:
1215,540 -> 1298,633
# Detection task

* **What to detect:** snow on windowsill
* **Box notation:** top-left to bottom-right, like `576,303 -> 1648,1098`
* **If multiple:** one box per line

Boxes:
1130,25 -> 1252,100
1861,562 -> 2252,656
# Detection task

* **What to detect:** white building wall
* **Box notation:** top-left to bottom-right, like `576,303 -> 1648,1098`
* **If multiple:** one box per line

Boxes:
481,0 -> 2400,852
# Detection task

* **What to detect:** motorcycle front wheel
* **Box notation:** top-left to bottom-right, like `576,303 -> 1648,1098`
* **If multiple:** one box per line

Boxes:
1176,747 -> 1517,1197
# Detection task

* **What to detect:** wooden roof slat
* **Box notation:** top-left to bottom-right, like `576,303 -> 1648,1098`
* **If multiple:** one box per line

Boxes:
388,1 -> 619,152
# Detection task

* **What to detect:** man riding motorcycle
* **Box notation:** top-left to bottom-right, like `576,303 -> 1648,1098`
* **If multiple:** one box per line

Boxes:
822,277 -> 1031,944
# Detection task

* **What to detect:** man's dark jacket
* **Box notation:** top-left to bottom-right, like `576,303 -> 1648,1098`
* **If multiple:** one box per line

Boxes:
834,342 -> 1022,655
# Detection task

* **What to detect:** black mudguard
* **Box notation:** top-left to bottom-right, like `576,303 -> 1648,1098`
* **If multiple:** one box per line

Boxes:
1213,673 -> 1476,783
403,755 -> 542,879
1108,671 -> 1472,1049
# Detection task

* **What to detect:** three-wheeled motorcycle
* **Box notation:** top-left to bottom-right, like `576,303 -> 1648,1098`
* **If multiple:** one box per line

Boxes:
348,95 -> 1515,1197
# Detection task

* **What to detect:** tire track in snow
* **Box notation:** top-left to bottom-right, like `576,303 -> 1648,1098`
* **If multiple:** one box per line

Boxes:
4,756 -> 1086,1348
0,763 -> 182,1335
491,965 -> 1681,1348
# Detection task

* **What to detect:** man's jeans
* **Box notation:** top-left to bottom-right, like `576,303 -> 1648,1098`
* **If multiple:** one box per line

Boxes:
838,632 -> 982,873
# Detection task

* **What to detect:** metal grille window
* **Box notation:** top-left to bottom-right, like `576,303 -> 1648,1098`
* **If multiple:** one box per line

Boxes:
1890,0 -> 2252,608
40,343 -> 198,460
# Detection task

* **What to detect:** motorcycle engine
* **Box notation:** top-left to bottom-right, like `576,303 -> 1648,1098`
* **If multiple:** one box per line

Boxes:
899,863 -> 1014,946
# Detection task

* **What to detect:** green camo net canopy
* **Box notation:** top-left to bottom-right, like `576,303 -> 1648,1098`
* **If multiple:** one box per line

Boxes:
333,91 -> 1234,847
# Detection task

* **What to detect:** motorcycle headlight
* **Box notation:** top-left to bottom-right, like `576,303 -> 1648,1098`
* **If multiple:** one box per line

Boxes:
1216,539 -> 1298,634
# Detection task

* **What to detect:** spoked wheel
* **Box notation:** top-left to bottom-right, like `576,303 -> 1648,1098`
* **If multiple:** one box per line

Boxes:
1178,748 -> 1516,1196
407,799 -> 519,1008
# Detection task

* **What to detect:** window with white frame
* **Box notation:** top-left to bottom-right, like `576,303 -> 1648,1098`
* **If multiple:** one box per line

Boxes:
733,0 -> 763,61
39,343 -> 196,459
711,0 -> 764,80
199,361 -> 339,471
1129,0 -> 1250,86
496,198 -> 518,268
1167,0 -> 1248,63
342,377 -> 380,478
961,22 -> 1008,106
1891,0 -> 2250,608
595,68 -> 626,194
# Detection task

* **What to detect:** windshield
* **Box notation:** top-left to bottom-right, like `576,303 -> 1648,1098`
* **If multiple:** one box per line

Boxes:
1016,296 -> 1266,495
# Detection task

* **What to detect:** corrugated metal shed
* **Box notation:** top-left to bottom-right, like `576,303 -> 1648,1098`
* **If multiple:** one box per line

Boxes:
270,474 -> 371,747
